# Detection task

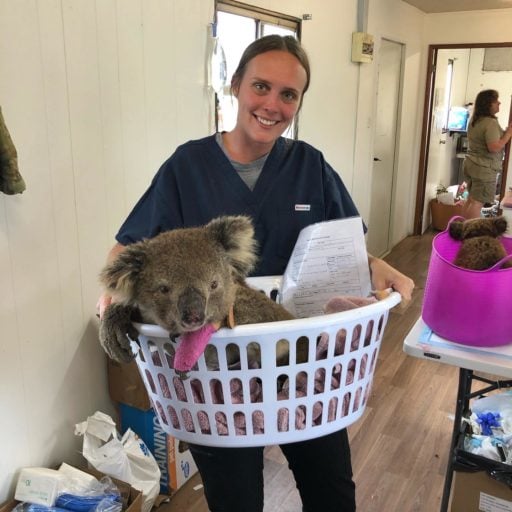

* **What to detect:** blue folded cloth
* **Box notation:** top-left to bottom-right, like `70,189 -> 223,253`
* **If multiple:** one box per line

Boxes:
16,493 -> 121,512
56,493 -> 121,512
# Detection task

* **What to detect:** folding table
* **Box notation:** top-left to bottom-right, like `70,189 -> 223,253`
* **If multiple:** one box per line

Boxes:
403,317 -> 512,512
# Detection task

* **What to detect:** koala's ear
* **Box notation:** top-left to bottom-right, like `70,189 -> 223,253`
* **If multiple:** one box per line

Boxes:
448,220 -> 464,240
493,216 -> 508,235
206,216 -> 258,278
100,244 -> 148,302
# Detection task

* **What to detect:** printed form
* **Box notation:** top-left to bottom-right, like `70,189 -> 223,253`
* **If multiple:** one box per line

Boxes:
280,217 -> 371,318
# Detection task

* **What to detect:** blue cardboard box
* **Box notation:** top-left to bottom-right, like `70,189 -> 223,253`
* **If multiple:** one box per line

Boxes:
119,403 -> 197,495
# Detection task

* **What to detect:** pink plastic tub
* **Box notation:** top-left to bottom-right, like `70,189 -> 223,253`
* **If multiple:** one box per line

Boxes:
422,224 -> 512,347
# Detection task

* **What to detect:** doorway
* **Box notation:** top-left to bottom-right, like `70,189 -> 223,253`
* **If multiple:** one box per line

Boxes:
414,43 -> 512,235
367,39 -> 404,257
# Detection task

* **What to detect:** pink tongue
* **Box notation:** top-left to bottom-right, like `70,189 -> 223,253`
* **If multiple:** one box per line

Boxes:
173,323 -> 218,372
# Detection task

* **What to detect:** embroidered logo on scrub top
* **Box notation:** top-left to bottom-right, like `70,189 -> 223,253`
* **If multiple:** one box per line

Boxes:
295,204 -> 311,211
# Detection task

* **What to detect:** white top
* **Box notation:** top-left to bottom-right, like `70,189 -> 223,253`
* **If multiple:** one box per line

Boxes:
403,317 -> 512,378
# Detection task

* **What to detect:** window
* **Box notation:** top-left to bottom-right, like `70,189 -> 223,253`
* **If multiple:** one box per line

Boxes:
215,1 -> 301,137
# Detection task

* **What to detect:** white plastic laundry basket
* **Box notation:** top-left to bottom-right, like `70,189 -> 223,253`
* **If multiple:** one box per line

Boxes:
130,276 -> 400,447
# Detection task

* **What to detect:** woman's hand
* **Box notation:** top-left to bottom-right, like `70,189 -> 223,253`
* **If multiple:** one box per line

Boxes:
505,124 -> 512,140
96,292 -> 114,319
368,255 -> 415,301
96,242 -> 126,318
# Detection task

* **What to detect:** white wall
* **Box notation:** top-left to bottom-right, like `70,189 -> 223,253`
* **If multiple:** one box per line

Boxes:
0,0 -> 213,499
363,0 -> 425,248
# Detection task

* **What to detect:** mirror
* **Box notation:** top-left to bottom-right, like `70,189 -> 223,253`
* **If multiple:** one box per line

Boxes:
414,43 -> 512,234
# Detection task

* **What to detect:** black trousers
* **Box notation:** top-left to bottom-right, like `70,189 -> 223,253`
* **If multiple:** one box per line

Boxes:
188,429 -> 355,512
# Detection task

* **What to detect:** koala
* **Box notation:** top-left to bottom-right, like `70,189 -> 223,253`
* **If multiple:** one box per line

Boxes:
449,216 -> 512,270
99,216 -> 296,371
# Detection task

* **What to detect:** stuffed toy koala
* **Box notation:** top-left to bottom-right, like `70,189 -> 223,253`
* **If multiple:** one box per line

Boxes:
448,216 -> 512,270
99,216 -> 295,371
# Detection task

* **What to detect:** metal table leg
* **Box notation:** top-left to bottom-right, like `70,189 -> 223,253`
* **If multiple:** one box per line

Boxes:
440,368 -> 473,512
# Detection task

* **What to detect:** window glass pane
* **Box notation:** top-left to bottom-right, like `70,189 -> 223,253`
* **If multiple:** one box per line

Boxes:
261,23 -> 295,37
217,12 -> 255,131
217,12 -> 255,83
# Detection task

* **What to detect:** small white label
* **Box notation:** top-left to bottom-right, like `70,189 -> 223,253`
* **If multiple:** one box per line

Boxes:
479,491 -> 512,512
295,204 -> 311,211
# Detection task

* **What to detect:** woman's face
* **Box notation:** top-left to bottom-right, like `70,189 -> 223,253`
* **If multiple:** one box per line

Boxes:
232,50 -> 308,151
490,97 -> 501,115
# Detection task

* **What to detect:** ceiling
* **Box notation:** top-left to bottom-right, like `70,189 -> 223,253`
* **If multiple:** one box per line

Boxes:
402,0 -> 512,13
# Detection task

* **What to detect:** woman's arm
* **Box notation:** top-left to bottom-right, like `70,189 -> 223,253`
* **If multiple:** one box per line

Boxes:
487,123 -> 512,153
368,254 -> 415,301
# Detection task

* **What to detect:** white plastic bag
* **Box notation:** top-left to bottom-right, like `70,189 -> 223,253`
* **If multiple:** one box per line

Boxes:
437,191 -> 455,205
75,411 -> 160,512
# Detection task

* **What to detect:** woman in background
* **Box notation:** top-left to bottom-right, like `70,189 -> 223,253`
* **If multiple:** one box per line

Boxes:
463,89 -> 512,219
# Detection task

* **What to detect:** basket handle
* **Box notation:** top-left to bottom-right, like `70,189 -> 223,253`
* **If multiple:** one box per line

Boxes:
446,215 -> 466,230
488,251 -> 512,271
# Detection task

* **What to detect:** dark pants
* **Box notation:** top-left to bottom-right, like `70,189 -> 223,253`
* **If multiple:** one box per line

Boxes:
188,429 -> 356,512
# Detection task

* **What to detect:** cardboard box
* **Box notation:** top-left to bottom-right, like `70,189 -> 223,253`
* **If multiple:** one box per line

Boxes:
430,199 -> 465,231
108,359 -> 151,411
84,466 -> 143,512
107,356 -> 197,495
119,403 -> 197,495
450,471 -> 512,512
1,465 -> 142,512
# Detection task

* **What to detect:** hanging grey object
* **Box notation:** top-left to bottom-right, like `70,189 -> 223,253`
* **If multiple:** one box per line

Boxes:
208,24 -> 227,95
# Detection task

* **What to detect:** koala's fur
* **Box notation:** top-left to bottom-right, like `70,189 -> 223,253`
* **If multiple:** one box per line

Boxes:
99,216 -> 295,365
449,216 -> 512,270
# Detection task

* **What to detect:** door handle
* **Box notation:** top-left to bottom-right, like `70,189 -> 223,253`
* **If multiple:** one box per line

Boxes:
373,157 -> 381,161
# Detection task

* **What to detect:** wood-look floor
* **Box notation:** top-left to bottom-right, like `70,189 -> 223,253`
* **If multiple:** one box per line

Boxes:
164,230 -> 461,512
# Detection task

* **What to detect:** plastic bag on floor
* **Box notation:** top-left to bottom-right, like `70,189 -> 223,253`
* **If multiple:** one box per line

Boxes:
75,411 -> 160,512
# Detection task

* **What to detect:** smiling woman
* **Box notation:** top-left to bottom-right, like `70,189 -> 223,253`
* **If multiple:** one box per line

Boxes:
223,48 -> 308,162
215,1 -> 300,135
98,32 -> 414,512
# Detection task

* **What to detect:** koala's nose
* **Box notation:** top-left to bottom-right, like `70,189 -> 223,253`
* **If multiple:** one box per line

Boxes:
178,287 -> 206,328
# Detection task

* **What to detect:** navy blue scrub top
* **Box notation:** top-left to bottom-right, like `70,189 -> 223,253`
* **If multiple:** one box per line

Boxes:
116,135 -> 361,277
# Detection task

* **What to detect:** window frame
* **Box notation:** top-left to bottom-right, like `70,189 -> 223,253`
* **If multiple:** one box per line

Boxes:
216,0 -> 301,37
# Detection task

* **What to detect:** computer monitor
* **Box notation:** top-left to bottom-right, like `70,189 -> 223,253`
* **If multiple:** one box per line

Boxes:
447,107 -> 469,132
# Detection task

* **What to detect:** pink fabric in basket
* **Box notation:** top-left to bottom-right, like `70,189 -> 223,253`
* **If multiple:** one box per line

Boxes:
422,231 -> 512,347
153,326 -> 370,435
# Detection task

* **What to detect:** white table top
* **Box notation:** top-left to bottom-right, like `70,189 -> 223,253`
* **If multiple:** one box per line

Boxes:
403,317 -> 512,379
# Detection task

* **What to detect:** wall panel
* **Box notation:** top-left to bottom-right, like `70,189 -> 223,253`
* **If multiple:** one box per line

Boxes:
0,0 -> 213,498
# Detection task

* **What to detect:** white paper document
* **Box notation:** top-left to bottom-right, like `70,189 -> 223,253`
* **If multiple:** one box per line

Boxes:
280,217 -> 372,318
